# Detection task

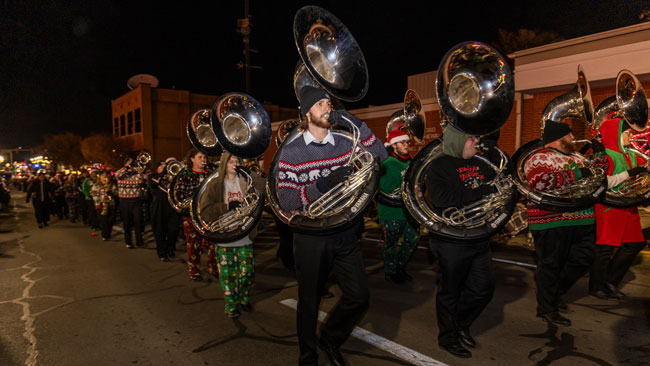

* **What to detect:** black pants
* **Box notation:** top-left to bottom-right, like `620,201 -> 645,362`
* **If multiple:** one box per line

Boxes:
87,199 -> 99,229
120,199 -> 144,246
78,196 -> 88,224
589,241 -> 644,292
150,198 -> 179,258
532,225 -> 595,316
274,215 -> 294,269
66,197 -> 78,221
54,195 -> 67,218
293,229 -> 369,365
429,238 -> 495,347
97,208 -> 116,239
32,199 -> 50,225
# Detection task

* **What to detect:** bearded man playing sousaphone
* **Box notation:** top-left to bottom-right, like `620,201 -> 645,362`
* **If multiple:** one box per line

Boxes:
276,86 -> 387,366
524,121 -> 607,327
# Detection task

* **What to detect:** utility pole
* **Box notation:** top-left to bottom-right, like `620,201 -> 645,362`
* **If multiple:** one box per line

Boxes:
238,0 -> 252,94
237,0 -> 261,94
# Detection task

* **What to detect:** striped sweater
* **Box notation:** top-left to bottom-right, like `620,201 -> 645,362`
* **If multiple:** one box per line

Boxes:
524,147 -> 605,230
276,117 -> 387,212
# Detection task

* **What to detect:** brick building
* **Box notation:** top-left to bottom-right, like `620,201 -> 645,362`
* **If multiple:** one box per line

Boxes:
112,85 -> 297,165
267,21 -> 650,169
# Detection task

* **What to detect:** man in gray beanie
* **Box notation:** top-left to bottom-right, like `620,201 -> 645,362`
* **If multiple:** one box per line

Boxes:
425,125 -> 499,358
276,85 -> 387,366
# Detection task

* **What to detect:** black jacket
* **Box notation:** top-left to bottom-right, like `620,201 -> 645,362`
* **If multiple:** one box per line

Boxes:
425,155 -> 496,209
26,179 -> 54,204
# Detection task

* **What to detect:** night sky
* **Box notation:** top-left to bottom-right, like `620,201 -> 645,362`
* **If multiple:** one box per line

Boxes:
1,0 -> 648,149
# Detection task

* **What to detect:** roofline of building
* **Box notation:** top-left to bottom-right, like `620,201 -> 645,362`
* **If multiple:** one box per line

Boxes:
508,21 -> 650,59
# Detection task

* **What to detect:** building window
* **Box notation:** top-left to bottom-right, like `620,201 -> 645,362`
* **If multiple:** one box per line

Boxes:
113,117 -> 119,137
127,111 -> 133,135
134,108 -> 142,133
120,115 -> 126,136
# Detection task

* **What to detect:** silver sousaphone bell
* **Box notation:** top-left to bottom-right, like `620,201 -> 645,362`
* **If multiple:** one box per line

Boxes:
402,41 -> 518,242
189,92 -> 271,241
266,5 -> 379,235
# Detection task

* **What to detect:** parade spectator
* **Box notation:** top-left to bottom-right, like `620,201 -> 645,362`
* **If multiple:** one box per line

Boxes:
26,172 -> 54,228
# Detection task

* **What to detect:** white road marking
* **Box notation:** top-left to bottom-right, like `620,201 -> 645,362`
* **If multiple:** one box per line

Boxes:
280,298 -> 448,366
491,257 -> 537,269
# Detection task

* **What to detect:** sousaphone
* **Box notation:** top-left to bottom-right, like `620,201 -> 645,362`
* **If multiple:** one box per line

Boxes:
594,69 -> 650,208
266,5 -> 380,235
510,65 -> 607,211
189,92 -> 272,242
402,41 -> 518,242
376,89 -> 426,208
168,109 -> 218,214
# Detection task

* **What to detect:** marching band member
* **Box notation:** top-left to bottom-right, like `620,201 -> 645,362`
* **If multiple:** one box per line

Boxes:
176,149 -> 216,281
377,125 -> 419,284
90,171 -> 117,241
276,86 -> 386,366
590,118 -> 648,300
148,160 -> 180,262
524,121 -> 606,326
82,167 -> 100,232
425,125 -> 498,358
116,157 -> 146,249
200,152 -> 257,318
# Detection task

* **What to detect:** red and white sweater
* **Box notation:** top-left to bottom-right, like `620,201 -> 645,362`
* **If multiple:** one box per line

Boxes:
524,148 -> 598,230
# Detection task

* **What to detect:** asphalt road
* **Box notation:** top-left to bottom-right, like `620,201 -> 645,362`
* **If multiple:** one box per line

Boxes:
1,189 -> 649,366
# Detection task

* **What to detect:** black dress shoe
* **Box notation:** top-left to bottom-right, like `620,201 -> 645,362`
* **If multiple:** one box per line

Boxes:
539,312 -> 571,326
318,338 -> 345,366
458,329 -> 476,348
605,283 -> 625,299
440,342 -> 472,358
397,268 -> 413,281
590,289 -> 620,301
557,298 -> 568,312
239,302 -> 253,312
385,273 -> 405,284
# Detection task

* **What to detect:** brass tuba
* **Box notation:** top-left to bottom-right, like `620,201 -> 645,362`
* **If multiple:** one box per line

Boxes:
510,65 -> 606,211
133,151 -> 151,174
594,69 -> 650,208
402,41 -> 518,241
376,89 -> 427,208
265,5 -> 380,235
189,92 -> 271,242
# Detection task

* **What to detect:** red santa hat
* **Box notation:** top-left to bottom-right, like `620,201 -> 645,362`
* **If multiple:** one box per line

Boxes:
384,126 -> 410,147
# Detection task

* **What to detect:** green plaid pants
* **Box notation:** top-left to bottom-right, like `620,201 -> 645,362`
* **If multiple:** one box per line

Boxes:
380,219 -> 420,275
217,244 -> 255,313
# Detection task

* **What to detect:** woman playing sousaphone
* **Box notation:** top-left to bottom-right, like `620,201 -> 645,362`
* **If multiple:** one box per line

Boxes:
199,152 -> 259,318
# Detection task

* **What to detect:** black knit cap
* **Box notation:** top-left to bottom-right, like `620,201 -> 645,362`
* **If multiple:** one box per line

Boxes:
299,86 -> 330,117
543,120 -> 572,144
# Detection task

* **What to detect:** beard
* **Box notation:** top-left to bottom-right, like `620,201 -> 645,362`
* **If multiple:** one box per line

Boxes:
308,113 -> 331,129
560,138 -> 577,153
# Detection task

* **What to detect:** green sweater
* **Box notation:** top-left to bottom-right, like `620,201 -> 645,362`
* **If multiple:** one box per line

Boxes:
377,155 -> 410,221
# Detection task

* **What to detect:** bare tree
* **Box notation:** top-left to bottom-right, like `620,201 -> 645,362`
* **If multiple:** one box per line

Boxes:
80,134 -> 128,170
